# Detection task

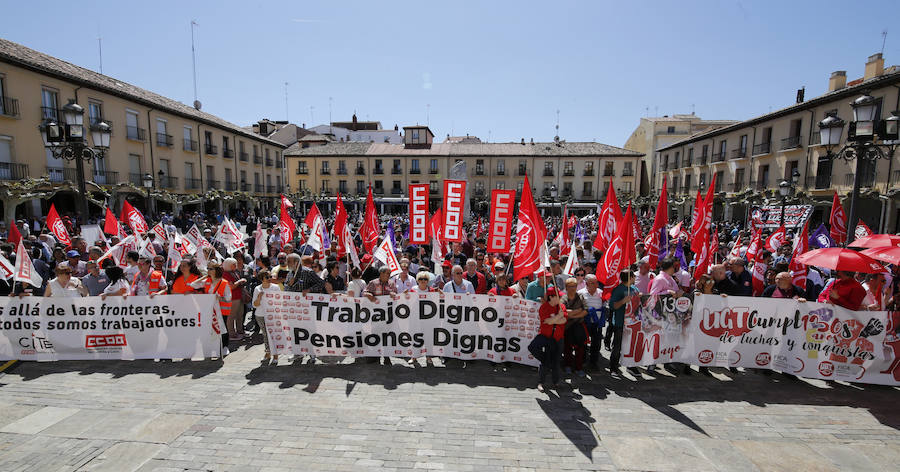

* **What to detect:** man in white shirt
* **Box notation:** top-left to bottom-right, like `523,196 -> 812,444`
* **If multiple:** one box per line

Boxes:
392,258 -> 416,293
634,258 -> 655,294
578,274 -> 605,370
672,258 -> 692,294
443,265 -> 475,294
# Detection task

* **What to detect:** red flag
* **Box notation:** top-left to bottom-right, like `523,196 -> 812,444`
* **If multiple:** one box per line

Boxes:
281,194 -> 294,208
764,224 -> 786,252
7,221 -> 21,247
647,178 -> 668,269
513,175 -> 547,282
728,239 -> 743,259
631,210 -> 642,242
359,186 -> 380,252
554,205 -> 572,255
303,203 -> 321,229
595,204 -> 636,289
428,208 -> 443,241
855,220 -> 873,240
693,229 -> 713,280
691,174 -> 716,254
709,226 -> 719,264
789,219 -> 810,288
593,181 -> 622,252
408,184 -> 429,245
333,194 -> 349,257
751,259 -> 767,296
487,190 -> 515,253
690,188 -> 703,235
278,199 -> 296,246
441,180 -> 466,242
47,203 -> 72,247
829,192 -> 847,246
103,207 -> 120,235
745,229 -> 762,262
121,200 -> 148,234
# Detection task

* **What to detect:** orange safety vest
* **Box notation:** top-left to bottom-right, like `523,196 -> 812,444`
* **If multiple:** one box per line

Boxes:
171,274 -> 199,294
207,279 -> 232,318
130,270 -> 165,295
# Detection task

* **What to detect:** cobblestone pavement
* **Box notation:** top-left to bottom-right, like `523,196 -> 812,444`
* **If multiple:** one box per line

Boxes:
0,337 -> 898,472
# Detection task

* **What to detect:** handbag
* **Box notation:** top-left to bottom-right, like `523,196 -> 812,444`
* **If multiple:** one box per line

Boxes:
528,334 -> 554,363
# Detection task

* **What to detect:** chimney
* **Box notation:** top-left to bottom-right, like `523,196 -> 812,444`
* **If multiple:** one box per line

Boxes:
864,53 -> 884,80
828,71 -> 847,92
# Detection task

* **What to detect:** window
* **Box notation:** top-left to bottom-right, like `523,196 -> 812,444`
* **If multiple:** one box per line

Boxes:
240,170 -> 247,187
667,126 -> 675,133
762,127 -> 772,143
225,168 -> 233,186
476,159 -> 484,174
662,154 -> 669,169
159,158 -> 170,182
789,119 -> 802,138
184,126 -> 193,150
519,160 -> 527,175
412,129 -> 420,140
375,159 -> 383,172
674,152 -> 680,168
320,179 -> 329,193
88,101 -> 103,126
719,140 -> 727,156
517,182 -> 524,194
126,110 -> 140,140
543,161 -> 553,176
786,160 -> 799,181
0,77 -> 6,115
687,148 -> 693,163
392,180 -> 401,192
0,136 -> 12,179
41,88 -> 59,119
430,159 -> 438,173
265,148 -> 270,159
562,182 -> 573,195
495,181 -> 505,190
321,161 -> 330,174
583,181 -> 593,196
734,168 -> 745,188
254,173 -> 260,186
497,159 -> 505,174
563,161 -> 574,175
357,160 -> 365,173
392,159 -> 401,173
297,160 -> 308,174
604,161 -> 614,176
276,175 -> 282,189
206,165 -> 215,182
128,154 -> 142,178
339,180 -> 347,194
623,161 -> 633,176
356,180 -> 365,194
672,176 -> 679,194
222,136 -> 230,151
411,159 -> 420,172
684,175 -> 692,192
714,171 -> 724,192
184,162 -> 194,182
739,134 -> 748,153
623,182 -> 632,193
338,160 -> 347,174
430,180 -> 438,193
759,165 -> 770,187
475,181 -> 485,194
701,144 -> 708,157
299,180 -> 307,190
156,119 -> 169,146
584,161 -> 593,175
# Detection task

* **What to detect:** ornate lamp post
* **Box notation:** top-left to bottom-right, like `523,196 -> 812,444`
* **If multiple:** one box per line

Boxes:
818,93 -> 899,242
39,99 -> 111,222
142,172 -> 154,215
778,168 -> 800,226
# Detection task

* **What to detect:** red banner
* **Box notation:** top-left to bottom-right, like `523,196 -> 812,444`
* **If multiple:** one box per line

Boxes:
441,180 -> 466,242
487,190 -> 515,253
408,184 -> 430,245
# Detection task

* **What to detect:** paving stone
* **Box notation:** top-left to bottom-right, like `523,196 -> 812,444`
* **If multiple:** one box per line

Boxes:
81,442 -> 166,471
0,406 -> 79,434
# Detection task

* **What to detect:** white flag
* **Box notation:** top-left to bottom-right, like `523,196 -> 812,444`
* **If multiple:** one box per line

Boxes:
14,241 -> 43,288
562,240 -> 579,276
253,221 -> 268,259
0,253 -> 14,280
372,237 -> 401,276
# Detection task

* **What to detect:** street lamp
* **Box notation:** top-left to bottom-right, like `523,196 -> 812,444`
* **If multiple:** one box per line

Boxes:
778,168 -> 801,227
142,172 -> 154,215
39,99 -> 111,222
818,94 -> 899,243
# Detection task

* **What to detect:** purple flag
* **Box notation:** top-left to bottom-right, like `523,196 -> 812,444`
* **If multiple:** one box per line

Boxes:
674,238 -> 688,268
809,224 -> 835,249
658,226 -> 668,259
387,220 -> 397,248
574,220 -> 584,244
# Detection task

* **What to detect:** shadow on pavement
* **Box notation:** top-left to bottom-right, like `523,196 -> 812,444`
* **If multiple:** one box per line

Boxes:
1,357 -> 223,381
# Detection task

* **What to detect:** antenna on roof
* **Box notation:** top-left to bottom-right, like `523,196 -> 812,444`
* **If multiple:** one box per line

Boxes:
555,109 -> 560,141
328,97 -> 333,134
691,103 -> 695,115
882,29 -> 888,54
190,20 -> 201,110
97,36 -> 103,74
654,105 -> 658,117
284,82 -> 289,122
426,104 -> 430,127
309,106 -> 315,125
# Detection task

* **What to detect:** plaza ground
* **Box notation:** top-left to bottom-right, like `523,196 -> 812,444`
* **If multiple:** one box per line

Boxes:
0,339 -> 898,471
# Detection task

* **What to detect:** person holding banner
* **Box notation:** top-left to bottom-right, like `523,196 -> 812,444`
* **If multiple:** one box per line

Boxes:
44,263 -> 88,298
130,256 -> 166,297
169,259 -> 202,295
762,272 -> 807,301
101,266 -> 129,299
364,266 -> 398,301
443,265 -> 475,294
252,269 -> 282,363
608,270 -> 639,375
537,286 -> 568,392
190,262 -> 232,354
410,271 -> 437,293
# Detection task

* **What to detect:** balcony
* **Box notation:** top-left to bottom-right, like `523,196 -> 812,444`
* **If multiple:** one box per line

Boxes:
265,157 -> 273,167
563,170 -> 574,177
223,148 -> 234,159
809,132 -> 821,146
225,181 -> 238,191
40,106 -> 60,120
496,169 -> 506,176
126,126 -> 146,141
297,168 -> 308,175
276,159 -> 283,169
156,133 -> 173,147
91,170 -> 118,185
698,155 -> 708,166
0,163 -> 28,180
683,158 -> 692,167
755,179 -> 768,191
255,184 -> 264,193
128,173 -> 144,186
48,167 -> 79,182
780,135 -> 802,151
355,167 -> 365,175
391,188 -> 403,195
184,139 -> 198,152
320,168 -> 330,175
622,169 -> 634,176
581,190 -> 593,198
374,168 -> 384,175
204,179 -> 219,190
845,172 -> 876,188
241,183 -> 251,192
185,178 -> 201,190
429,168 -> 439,174
205,144 -> 218,155
374,188 -> 385,195
752,142 -> 771,155
253,154 -> 262,165
159,176 -> 178,189
410,168 -> 421,174
0,96 -> 20,117
391,168 -> 402,174
543,169 -> 554,177
429,188 -> 438,195
337,168 -> 348,175
583,169 -> 594,176
517,167 -> 528,176
731,148 -> 747,159
604,170 -> 615,176
711,152 -> 726,163
474,169 -> 485,176
239,151 -> 248,161
267,185 -> 277,193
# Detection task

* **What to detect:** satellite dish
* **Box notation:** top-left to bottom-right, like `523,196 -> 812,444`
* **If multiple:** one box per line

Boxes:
193,100 -> 202,110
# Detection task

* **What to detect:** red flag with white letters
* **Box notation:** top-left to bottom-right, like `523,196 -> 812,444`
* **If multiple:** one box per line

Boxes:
487,190 -> 516,253
408,184 -> 430,245
441,180 -> 466,242
593,180 -> 622,252
360,186 -> 380,252
47,203 -> 72,247
829,192 -> 847,246
513,175 -> 547,282
596,204 -> 636,290
121,200 -> 148,234
765,224 -> 786,252
789,219 -> 810,289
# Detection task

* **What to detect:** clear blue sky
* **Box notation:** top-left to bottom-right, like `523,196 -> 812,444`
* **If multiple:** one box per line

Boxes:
4,1 -> 896,146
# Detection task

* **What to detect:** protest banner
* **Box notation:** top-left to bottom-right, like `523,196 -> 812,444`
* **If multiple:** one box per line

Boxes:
750,204 -> 813,229
260,291 -> 541,366
0,295 -> 220,361
619,294 -> 900,386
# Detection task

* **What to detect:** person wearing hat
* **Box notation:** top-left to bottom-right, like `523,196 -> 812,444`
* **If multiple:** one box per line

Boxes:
525,271 -> 552,302
537,286 -> 568,392
431,260 -> 453,289
66,250 -> 88,278
44,262 -> 88,298
360,254 -> 379,283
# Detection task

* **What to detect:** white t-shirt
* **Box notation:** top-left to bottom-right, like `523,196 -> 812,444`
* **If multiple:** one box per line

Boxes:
124,264 -> 139,283
347,279 -> 367,297
104,279 -> 130,295
252,284 -> 282,317
577,287 -> 604,311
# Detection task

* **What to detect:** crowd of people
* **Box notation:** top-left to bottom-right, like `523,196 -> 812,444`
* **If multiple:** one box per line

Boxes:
2,204 -> 898,392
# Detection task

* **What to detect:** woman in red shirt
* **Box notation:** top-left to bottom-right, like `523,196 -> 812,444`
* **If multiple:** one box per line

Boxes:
487,273 -> 514,296
538,286 -> 567,391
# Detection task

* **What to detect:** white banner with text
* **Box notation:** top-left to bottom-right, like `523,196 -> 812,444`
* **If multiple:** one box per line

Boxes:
259,291 -> 541,365
0,295 -> 221,361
